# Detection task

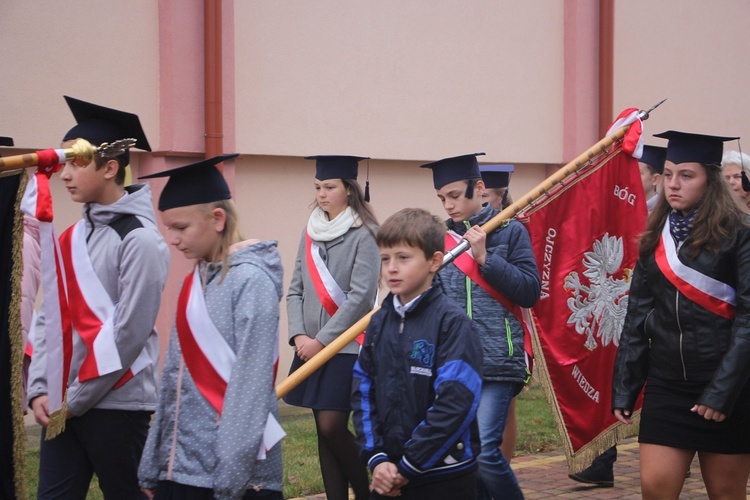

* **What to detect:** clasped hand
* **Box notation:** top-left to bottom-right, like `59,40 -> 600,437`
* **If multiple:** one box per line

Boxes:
371,462 -> 408,496
294,335 -> 324,362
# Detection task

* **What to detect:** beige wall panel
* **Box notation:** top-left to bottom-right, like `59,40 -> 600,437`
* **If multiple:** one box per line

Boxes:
234,1 -> 565,164
0,1 -> 160,151
614,0 -> 750,146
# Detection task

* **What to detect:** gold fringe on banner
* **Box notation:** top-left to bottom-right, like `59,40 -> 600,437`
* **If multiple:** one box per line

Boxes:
3,168 -> 29,500
528,316 -> 641,474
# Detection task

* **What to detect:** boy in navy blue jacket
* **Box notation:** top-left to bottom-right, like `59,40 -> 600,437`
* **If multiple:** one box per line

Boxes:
351,208 -> 483,499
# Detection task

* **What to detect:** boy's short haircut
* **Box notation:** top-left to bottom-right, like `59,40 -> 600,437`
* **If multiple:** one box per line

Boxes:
376,208 -> 445,259
94,155 -> 127,185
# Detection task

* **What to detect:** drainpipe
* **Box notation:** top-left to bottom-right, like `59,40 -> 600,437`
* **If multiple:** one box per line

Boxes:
598,0 -> 614,137
205,0 -> 223,162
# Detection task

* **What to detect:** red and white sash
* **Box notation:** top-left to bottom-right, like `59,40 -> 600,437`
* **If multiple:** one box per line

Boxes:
176,267 -> 236,414
445,231 -> 535,371
59,220 -> 151,388
175,267 -> 285,458
305,233 -> 365,345
655,222 -> 736,319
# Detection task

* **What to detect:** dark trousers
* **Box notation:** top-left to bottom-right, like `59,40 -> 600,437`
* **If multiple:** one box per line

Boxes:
154,481 -> 283,499
369,472 -> 478,500
591,445 -> 617,468
37,408 -> 151,500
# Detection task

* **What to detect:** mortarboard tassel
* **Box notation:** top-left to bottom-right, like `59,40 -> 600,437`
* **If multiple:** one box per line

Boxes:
465,179 -> 475,199
739,139 -> 750,193
364,158 -> 371,202
741,170 -> 750,193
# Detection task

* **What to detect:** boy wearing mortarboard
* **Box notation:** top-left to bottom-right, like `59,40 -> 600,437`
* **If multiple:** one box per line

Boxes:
27,96 -> 169,499
422,153 -> 541,499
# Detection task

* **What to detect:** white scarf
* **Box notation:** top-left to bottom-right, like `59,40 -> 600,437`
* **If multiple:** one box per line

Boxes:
306,206 -> 362,242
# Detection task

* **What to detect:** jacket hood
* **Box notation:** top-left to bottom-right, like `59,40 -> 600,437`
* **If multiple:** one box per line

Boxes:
84,183 -> 157,226
224,240 -> 284,301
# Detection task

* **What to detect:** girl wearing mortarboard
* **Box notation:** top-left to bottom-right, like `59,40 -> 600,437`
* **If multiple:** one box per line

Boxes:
283,156 -> 379,500
138,155 -> 284,499
612,131 -> 750,498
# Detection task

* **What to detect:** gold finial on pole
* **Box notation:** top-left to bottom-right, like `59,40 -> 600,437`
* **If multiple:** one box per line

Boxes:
0,138 -> 138,173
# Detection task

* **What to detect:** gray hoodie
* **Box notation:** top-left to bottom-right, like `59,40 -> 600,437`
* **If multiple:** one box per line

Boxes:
138,240 -> 284,499
27,183 -> 170,415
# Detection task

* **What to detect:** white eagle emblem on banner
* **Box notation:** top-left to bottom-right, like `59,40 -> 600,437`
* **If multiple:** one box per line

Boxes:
564,233 -> 633,350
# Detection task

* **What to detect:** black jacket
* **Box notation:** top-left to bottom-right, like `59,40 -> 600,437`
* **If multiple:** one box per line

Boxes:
612,225 -> 750,415
351,285 -> 483,486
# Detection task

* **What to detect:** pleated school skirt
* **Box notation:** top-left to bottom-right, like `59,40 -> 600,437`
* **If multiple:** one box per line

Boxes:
282,353 -> 359,411
639,376 -> 750,454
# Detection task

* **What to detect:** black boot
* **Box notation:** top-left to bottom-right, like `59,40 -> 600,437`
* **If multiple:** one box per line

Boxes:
568,446 -> 616,487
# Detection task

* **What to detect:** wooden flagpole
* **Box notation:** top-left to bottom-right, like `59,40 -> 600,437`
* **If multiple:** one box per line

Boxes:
275,101 -> 664,399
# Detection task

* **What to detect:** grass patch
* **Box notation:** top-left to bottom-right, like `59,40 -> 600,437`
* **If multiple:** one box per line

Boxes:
514,378 -> 562,456
23,379 -> 560,499
280,411 -> 324,498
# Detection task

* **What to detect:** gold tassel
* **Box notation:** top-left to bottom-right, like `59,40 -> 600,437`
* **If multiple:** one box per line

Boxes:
527,315 -> 640,475
9,170 -> 28,499
45,400 -> 68,440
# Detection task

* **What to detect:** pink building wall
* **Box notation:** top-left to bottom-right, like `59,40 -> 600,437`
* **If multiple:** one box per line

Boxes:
3,0 -> 750,377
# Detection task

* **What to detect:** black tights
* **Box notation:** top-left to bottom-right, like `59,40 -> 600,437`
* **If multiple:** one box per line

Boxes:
313,409 -> 370,500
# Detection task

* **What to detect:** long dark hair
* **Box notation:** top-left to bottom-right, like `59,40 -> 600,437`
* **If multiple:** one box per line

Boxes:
640,164 -> 747,259
343,178 -> 379,229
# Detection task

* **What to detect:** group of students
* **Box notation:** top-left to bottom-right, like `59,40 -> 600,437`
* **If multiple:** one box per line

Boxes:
9,95 -> 750,500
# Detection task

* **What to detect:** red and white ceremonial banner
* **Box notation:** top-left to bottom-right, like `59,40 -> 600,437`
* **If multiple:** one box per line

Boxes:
521,119 -> 647,472
21,169 -> 72,434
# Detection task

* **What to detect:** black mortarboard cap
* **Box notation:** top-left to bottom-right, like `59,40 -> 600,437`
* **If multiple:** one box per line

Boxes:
479,164 -> 514,189
653,130 -> 737,167
0,136 -> 13,147
639,145 -> 667,174
420,153 -> 485,189
305,155 -> 368,181
63,96 -> 151,166
139,154 -> 236,211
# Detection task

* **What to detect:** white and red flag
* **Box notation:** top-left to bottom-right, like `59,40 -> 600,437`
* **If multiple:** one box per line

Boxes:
520,111 -> 647,471
21,165 -> 72,437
